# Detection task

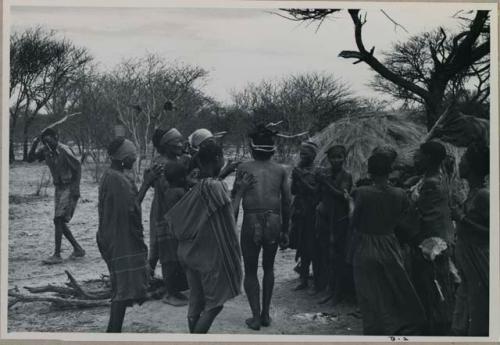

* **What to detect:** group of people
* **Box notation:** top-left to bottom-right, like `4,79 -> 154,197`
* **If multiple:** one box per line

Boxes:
289,139 -> 490,336
27,123 -> 489,336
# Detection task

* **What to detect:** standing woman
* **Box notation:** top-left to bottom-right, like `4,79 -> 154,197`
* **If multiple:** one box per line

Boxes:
139,128 -> 190,306
314,145 -> 352,303
410,141 -> 455,335
451,142 -> 489,336
352,152 -> 426,335
97,138 -> 150,333
289,141 -> 319,290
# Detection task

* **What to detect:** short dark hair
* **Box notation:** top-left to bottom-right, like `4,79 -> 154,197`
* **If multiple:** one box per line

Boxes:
41,128 -> 58,140
368,152 -> 393,177
464,141 -> 489,178
327,144 -> 347,158
420,141 -> 446,165
107,137 -> 125,157
198,140 -> 223,166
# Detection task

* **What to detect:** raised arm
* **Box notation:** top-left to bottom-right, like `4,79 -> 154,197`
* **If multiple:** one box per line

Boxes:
137,164 -> 163,204
27,137 -> 43,163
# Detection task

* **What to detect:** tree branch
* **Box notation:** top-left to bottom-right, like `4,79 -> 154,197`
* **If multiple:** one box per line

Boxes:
340,9 -> 430,102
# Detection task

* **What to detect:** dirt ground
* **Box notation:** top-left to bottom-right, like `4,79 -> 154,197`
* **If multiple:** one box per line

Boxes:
7,161 -> 362,335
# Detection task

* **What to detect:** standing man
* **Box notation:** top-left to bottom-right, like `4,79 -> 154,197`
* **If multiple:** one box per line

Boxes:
232,124 -> 291,330
27,128 -> 85,264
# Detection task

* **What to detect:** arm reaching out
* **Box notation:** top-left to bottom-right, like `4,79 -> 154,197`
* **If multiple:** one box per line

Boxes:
27,137 -> 43,163
231,170 -> 256,221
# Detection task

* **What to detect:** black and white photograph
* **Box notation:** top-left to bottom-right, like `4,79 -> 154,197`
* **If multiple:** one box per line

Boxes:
2,0 -> 498,341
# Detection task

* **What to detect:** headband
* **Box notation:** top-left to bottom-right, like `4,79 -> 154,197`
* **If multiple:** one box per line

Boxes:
160,128 -> 182,147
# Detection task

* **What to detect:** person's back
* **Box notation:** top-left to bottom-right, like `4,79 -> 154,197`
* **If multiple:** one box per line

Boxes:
238,160 -> 285,212
232,124 -> 291,331
352,185 -> 408,235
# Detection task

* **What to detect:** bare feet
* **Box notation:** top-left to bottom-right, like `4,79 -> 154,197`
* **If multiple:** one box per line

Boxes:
245,317 -> 261,330
69,249 -> 86,259
260,313 -> 271,327
42,255 -> 63,265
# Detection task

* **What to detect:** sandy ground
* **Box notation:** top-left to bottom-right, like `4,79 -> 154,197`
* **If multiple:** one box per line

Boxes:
7,161 -> 362,335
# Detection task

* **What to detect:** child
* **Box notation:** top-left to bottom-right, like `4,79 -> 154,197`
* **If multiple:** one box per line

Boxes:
157,161 -> 190,306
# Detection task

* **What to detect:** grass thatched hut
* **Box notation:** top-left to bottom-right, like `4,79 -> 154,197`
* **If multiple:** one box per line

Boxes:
311,111 -> 467,201
311,111 -> 426,183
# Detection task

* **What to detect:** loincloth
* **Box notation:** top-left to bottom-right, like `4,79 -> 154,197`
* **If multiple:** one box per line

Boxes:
241,209 -> 281,246
54,185 -> 78,222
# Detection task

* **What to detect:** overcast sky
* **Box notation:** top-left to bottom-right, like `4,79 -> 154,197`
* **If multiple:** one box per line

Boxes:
11,4 -> 468,104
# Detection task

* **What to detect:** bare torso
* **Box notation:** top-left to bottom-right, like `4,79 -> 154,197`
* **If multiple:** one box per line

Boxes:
237,160 -> 286,211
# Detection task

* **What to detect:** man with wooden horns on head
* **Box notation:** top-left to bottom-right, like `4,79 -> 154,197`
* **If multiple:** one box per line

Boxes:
232,124 -> 292,330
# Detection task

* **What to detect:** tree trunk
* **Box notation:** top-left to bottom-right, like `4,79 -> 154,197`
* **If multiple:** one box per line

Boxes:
9,116 -> 18,163
425,79 -> 447,130
22,124 -> 30,162
9,135 -> 16,163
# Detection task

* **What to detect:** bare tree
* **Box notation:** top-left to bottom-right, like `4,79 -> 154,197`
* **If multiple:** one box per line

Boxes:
103,54 -> 210,172
232,72 -> 353,134
9,27 -> 92,161
231,72 -> 354,160
370,28 -> 489,115
280,9 -> 490,129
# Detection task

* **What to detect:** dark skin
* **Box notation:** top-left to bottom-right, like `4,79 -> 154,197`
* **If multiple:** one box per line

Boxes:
317,148 -> 351,305
27,134 -> 84,260
450,154 -> 488,233
232,150 -> 291,330
106,154 -> 137,333
187,153 -> 254,334
291,147 -> 317,290
137,136 -> 191,305
137,137 -> 184,203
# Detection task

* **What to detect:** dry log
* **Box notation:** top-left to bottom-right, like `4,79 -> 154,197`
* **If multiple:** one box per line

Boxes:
8,292 -> 110,309
64,270 -> 111,300
24,284 -> 75,296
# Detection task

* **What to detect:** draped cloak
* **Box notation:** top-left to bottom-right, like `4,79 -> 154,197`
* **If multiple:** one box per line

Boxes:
164,178 -> 242,309
97,168 -> 149,304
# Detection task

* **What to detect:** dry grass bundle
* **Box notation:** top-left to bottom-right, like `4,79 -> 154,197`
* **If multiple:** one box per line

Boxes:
312,111 -> 426,182
311,111 -> 469,200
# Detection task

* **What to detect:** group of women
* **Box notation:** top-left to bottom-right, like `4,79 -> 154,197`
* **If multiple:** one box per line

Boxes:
289,139 -> 490,336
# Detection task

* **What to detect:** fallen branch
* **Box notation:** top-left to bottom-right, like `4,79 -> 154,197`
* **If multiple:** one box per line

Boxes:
8,292 -> 110,310
24,284 -> 75,296
64,270 -> 111,300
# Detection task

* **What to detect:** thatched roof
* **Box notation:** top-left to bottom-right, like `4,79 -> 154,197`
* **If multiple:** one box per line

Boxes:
311,111 -> 425,182
309,110 -> 471,202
